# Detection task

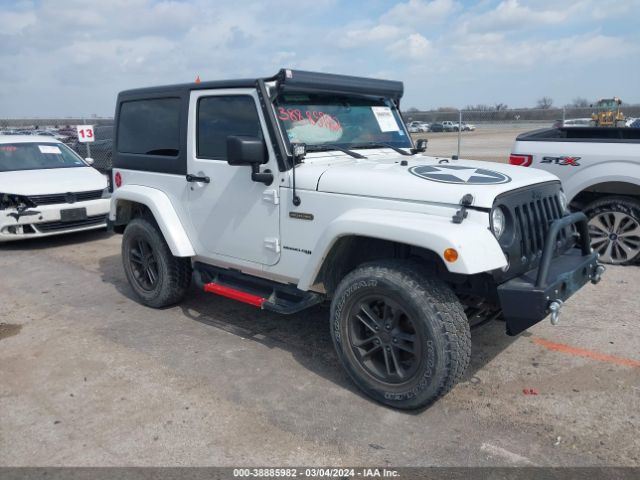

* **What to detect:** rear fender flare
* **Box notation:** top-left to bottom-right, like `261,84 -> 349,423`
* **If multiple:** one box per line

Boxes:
110,185 -> 195,257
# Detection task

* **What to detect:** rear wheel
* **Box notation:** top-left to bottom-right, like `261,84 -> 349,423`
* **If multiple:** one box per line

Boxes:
585,196 -> 640,265
122,217 -> 192,307
330,260 -> 471,410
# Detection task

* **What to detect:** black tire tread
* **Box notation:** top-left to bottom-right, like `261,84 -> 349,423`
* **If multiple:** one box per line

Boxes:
331,259 -> 471,409
122,217 -> 192,308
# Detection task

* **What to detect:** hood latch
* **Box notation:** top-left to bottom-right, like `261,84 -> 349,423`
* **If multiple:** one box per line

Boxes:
452,194 -> 473,224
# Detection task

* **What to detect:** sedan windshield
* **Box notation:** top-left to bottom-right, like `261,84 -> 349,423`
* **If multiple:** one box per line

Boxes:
0,142 -> 87,172
274,93 -> 411,150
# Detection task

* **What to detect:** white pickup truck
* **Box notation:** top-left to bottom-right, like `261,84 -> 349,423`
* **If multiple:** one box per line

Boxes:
511,127 -> 640,264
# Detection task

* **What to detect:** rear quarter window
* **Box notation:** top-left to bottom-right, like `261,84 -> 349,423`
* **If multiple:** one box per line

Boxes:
117,98 -> 180,156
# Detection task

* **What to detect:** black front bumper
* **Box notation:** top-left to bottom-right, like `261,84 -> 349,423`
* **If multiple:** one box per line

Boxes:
497,212 -> 602,335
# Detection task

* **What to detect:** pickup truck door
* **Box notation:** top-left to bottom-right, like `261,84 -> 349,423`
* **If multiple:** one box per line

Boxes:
185,88 -> 280,266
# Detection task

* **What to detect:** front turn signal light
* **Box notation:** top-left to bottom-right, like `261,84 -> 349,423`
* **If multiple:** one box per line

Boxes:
444,248 -> 459,263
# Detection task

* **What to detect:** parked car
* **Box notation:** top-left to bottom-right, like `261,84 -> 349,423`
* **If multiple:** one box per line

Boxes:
0,136 -> 110,241
71,124 -> 113,173
563,118 -> 592,128
510,126 -> 640,264
626,118 -> 639,128
406,121 -> 429,133
109,68 -> 603,410
461,122 -> 476,131
429,122 -> 444,132
441,121 -> 459,132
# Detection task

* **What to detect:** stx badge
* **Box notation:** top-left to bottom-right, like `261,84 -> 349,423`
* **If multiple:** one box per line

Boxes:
541,156 -> 581,166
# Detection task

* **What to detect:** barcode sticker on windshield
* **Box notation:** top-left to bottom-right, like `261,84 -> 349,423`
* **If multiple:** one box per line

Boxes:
371,106 -> 399,132
39,145 -> 62,154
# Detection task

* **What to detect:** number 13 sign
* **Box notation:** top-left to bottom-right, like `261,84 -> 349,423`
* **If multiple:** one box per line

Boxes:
76,125 -> 95,143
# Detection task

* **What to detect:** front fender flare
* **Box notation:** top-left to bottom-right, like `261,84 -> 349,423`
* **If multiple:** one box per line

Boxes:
110,185 -> 195,257
297,208 -> 506,291
563,161 -> 640,202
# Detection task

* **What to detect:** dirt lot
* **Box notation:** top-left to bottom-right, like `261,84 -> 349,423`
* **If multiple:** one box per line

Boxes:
0,229 -> 638,467
411,126 -> 536,163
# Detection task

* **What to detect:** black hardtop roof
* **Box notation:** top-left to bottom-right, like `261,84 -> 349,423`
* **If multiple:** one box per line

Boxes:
117,68 -> 404,102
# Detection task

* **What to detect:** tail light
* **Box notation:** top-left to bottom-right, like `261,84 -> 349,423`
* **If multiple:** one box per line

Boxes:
509,154 -> 533,167
114,171 -> 122,188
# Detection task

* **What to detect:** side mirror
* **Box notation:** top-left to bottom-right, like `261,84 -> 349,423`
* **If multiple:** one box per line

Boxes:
411,139 -> 428,154
227,136 -> 267,166
84,157 -> 94,165
226,135 -> 272,186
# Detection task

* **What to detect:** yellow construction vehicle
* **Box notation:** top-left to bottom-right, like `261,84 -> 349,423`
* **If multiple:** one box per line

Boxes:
590,97 -> 626,127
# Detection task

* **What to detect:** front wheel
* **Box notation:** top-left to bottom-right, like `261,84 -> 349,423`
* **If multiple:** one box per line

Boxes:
122,217 -> 192,307
330,260 -> 471,410
585,197 -> 640,265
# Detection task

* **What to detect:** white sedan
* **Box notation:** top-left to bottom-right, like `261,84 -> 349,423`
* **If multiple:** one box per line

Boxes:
0,136 -> 110,241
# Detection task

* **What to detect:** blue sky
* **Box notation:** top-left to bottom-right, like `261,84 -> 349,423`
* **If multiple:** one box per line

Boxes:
0,0 -> 638,116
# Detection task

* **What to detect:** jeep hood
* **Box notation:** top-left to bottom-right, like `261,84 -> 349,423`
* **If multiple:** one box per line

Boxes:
299,154 -> 559,209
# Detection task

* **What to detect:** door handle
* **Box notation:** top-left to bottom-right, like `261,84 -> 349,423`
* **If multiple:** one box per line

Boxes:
186,174 -> 210,183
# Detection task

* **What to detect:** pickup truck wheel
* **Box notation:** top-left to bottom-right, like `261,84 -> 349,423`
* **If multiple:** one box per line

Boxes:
585,197 -> 640,265
122,217 -> 192,307
330,260 -> 471,410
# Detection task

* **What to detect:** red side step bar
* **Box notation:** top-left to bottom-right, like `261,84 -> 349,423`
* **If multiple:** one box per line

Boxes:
203,282 -> 266,308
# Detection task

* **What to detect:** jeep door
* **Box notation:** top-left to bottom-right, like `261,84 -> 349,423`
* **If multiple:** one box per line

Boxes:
185,89 -> 280,266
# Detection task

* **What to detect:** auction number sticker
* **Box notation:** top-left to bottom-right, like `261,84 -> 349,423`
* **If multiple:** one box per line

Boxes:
38,145 -> 62,154
76,125 -> 95,143
371,106 -> 399,132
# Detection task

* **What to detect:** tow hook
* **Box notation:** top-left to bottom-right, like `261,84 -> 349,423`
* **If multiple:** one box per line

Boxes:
591,264 -> 606,284
549,300 -> 563,325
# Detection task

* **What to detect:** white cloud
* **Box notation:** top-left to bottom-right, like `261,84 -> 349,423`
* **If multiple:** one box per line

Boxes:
384,0 -> 459,26
452,32 -> 639,68
387,33 -> 433,59
457,0 -> 569,34
339,24 -> 403,48
0,10 -> 36,34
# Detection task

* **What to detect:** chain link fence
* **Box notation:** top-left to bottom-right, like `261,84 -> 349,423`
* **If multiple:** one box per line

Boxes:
0,118 -> 114,173
404,106 -> 640,162
3,106 -> 640,169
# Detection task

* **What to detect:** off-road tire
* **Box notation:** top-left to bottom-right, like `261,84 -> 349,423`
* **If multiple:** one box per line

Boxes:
330,260 -> 471,410
122,217 -> 192,307
584,196 -> 640,265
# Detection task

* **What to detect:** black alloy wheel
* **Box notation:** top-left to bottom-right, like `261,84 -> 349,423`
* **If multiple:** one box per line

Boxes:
347,295 -> 420,384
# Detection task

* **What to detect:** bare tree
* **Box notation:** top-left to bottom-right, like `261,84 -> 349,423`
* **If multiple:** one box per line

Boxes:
536,97 -> 553,109
406,107 -> 420,113
569,97 -> 589,108
494,103 -> 509,111
464,104 -> 492,111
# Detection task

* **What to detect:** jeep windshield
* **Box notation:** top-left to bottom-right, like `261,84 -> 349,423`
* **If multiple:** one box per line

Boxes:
0,142 -> 88,172
274,93 -> 412,152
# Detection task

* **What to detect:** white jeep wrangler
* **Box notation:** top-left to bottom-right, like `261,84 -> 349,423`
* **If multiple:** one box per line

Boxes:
109,69 -> 604,409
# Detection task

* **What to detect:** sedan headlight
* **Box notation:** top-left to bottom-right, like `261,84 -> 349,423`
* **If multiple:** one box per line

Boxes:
491,206 -> 506,239
558,190 -> 568,212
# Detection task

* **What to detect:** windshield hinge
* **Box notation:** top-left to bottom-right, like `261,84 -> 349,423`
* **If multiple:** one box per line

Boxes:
452,194 -> 474,224
264,237 -> 281,253
262,189 -> 279,205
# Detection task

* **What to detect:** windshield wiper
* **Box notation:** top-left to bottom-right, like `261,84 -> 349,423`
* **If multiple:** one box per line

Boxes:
306,144 -> 366,159
350,142 -> 411,156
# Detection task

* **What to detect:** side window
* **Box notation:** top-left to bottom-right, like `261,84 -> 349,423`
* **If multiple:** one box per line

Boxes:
197,96 -> 263,160
118,98 -> 180,156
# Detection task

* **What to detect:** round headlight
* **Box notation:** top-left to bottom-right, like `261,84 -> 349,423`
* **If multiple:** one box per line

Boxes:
558,190 -> 568,212
491,206 -> 506,239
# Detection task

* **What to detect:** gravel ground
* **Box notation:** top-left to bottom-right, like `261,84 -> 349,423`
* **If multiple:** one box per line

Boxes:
0,229 -> 638,467
411,126 -> 536,163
